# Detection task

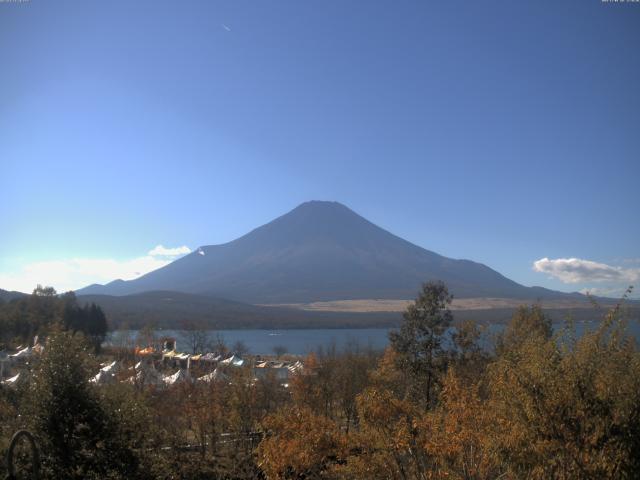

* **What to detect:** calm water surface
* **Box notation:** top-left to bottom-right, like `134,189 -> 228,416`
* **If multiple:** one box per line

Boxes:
110,320 -> 640,355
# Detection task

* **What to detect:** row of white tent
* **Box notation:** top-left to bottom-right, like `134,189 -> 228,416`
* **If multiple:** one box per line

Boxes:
254,360 -> 304,380
1,344 -> 43,387
162,351 -> 246,368
2,358 -> 304,389
89,358 -> 304,387
0,364 -> 211,389
90,360 -> 229,387
255,360 -> 303,373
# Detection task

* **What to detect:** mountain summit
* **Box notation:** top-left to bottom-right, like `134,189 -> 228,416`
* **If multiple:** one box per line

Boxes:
77,201 -> 572,303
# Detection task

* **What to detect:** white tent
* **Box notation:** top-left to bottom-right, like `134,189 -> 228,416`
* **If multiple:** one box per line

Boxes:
220,354 -> 244,367
90,370 -> 116,385
164,368 -> 192,386
288,361 -> 304,373
124,361 -> 164,386
9,347 -> 32,360
200,353 -> 222,362
1,373 -> 21,387
100,360 -> 120,375
197,368 -> 228,384
135,360 -> 153,371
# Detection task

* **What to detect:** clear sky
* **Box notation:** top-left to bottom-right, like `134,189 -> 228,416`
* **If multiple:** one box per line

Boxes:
1,0 -> 638,297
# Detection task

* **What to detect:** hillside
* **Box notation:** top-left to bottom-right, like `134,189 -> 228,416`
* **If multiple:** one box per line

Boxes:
0,288 -> 28,302
77,201 -> 582,303
77,290 -> 632,330
77,291 -> 400,329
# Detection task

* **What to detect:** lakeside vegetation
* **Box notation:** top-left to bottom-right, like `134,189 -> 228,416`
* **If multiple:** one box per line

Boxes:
1,282 -> 639,479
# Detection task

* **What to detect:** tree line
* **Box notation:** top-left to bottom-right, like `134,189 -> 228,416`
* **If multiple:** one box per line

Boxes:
0,285 -> 108,352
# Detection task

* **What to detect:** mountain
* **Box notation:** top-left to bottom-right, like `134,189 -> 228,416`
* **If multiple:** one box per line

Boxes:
0,288 -> 28,302
77,201 -> 581,303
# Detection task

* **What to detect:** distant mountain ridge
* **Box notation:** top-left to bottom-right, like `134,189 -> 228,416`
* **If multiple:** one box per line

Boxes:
76,290 -> 400,329
77,201 -> 582,303
77,291 -> 627,330
0,288 -> 28,302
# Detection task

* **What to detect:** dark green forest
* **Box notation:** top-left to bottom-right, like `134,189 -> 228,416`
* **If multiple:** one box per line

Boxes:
0,286 -> 108,352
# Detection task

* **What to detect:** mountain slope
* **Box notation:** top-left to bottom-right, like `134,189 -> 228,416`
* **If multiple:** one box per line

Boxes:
77,201 -> 579,303
0,288 -> 28,302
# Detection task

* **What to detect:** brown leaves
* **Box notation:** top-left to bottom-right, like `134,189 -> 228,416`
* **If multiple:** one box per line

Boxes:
258,406 -> 346,480
484,305 -> 640,479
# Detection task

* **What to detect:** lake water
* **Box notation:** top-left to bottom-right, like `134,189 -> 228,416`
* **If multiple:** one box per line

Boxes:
110,319 -> 640,355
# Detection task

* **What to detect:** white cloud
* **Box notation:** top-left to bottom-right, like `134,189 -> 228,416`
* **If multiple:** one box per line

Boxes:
533,257 -> 640,284
148,245 -> 191,257
0,245 -> 191,294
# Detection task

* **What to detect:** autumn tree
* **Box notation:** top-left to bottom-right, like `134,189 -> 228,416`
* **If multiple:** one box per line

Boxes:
495,304 -> 552,356
258,406 -> 346,479
333,345 -> 373,432
290,353 -> 327,416
485,298 -> 640,479
420,368 -> 498,479
389,280 -> 453,406
343,387 -> 427,479
450,319 -> 488,382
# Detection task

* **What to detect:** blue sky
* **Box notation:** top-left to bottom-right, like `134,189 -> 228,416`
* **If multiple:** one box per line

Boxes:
1,0 -> 638,297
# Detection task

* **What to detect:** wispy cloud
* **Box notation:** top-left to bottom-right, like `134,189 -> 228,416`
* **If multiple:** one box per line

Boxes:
533,257 -> 640,284
0,245 -> 191,294
221,24 -> 232,32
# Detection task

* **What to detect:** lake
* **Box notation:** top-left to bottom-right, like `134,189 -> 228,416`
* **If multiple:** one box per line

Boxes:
109,319 -> 640,355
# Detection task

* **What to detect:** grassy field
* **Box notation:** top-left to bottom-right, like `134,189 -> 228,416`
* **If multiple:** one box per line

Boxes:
265,297 -> 616,313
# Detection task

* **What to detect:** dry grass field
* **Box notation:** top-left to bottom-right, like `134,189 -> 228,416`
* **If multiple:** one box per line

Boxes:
265,297 -> 608,313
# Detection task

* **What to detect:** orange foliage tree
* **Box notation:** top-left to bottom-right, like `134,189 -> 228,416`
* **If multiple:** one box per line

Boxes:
257,406 -> 346,479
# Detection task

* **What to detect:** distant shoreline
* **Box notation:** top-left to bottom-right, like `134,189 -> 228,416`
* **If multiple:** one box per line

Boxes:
102,303 -> 640,332
262,297 -> 620,313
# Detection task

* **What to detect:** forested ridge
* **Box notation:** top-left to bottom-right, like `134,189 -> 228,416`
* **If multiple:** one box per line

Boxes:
0,285 -> 108,352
